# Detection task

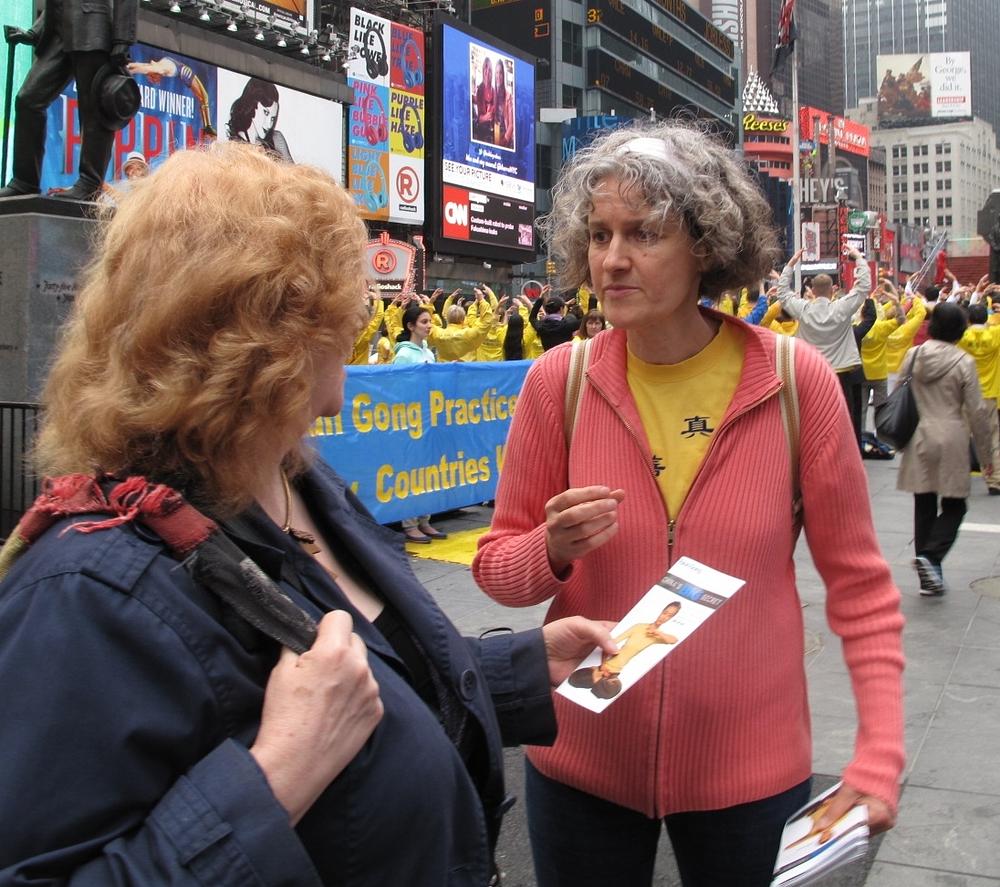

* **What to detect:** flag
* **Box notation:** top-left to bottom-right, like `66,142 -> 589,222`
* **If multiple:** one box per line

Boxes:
769,0 -> 797,81
777,0 -> 796,45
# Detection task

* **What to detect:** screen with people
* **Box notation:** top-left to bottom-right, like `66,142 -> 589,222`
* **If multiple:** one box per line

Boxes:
470,45 -> 516,151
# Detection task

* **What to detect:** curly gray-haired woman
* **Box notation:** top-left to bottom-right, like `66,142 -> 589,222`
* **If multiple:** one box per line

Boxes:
474,120 -> 905,887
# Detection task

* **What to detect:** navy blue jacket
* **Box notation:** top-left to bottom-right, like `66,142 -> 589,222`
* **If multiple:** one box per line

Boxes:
0,462 -> 555,885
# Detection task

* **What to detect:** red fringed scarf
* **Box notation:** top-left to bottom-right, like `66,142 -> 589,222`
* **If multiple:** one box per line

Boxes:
0,474 -> 317,652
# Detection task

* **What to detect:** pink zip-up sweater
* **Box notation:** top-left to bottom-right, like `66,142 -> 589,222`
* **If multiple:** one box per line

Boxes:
473,312 -> 905,818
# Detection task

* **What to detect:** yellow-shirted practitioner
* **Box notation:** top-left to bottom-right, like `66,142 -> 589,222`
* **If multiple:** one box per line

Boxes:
859,286 -> 903,433
959,302 -> 1000,494
430,288 -> 496,361
884,295 -> 927,374
760,297 -> 798,336
474,289 -> 507,361
349,288 -> 386,365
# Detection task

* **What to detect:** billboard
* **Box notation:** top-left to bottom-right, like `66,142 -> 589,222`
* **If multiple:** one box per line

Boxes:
346,8 -> 426,225
434,15 -> 536,262
471,0 -> 552,81
799,107 -> 869,158
218,68 -> 343,173
897,224 -> 925,274
365,231 -> 426,295
39,43 -> 344,192
238,0 -> 313,29
877,52 -> 972,127
799,107 -> 870,210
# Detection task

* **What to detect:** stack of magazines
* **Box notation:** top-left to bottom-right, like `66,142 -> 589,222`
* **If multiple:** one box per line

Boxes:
770,782 -> 869,886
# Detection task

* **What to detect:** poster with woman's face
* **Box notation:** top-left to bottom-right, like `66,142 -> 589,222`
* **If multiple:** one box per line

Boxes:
469,44 -> 516,151
216,69 -> 345,182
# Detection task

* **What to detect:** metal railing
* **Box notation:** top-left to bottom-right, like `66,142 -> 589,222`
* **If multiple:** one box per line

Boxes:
1,403 -> 41,541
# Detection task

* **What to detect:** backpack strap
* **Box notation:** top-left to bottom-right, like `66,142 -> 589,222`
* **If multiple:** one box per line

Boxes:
564,337 -> 594,450
775,335 -> 803,522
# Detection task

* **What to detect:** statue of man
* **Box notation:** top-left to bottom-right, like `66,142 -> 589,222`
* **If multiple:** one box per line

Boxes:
988,217 -> 1000,285
1,0 -> 137,201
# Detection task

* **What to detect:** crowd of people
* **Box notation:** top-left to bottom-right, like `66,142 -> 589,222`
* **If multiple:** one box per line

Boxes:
697,259 -> 1000,597
349,282 -> 606,366
2,118 -> 999,886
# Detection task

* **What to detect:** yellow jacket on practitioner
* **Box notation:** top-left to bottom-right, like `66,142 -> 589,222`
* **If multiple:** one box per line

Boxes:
885,298 -> 927,374
429,304 -> 496,361
959,323 -> 1000,400
522,308 -> 544,359
469,294 -> 507,361
482,307 -> 545,361
860,316 -> 900,381
349,298 -> 385,365
476,325 -> 506,361
760,299 -> 798,336
383,302 -> 404,343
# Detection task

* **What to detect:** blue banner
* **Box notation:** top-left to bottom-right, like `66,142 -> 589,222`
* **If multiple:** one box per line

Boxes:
311,360 -> 530,524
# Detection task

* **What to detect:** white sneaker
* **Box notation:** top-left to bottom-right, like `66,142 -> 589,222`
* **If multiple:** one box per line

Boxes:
914,556 -> 945,596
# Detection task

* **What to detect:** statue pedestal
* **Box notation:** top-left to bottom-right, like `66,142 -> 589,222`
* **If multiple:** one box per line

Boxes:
0,196 -> 98,402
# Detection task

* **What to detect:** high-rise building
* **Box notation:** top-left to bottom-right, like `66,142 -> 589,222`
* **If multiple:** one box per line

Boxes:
765,0 -> 845,116
843,0 -> 1000,142
470,0 -> 738,217
696,0 -> 844,116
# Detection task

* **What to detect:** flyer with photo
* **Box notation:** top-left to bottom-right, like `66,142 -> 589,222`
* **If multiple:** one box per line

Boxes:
771,782 -> 869,887
556,557 -> 745,713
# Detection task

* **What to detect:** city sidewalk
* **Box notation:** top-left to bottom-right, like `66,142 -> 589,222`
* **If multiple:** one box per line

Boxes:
410,458 -> 1000,886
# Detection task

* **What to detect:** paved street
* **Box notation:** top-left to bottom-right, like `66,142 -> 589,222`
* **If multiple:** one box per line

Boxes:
410,457 -> 1000,886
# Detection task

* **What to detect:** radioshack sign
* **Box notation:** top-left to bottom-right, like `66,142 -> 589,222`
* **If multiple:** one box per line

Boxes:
365,231 -> 425,294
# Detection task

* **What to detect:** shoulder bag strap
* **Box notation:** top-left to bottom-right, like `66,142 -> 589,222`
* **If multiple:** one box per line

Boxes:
564,337 -> 593,450
775,335 -> 803,522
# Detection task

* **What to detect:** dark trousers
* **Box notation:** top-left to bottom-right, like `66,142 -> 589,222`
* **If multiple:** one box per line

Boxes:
913,493 -> 967,565
10,35 -> 113,191
838,365 -> 865,450
524,758 -> 811,887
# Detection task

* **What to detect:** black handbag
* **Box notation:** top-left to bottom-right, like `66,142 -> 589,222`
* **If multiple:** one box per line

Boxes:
875,348 -> 921,449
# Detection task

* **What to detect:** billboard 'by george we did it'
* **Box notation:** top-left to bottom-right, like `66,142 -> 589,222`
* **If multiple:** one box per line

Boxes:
433,14 -> 536,263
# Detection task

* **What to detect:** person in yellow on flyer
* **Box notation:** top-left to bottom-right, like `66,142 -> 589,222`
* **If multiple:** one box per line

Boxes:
568,602 -> 680,699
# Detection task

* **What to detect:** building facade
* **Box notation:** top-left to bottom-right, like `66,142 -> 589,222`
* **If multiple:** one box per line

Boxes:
740,69 -> 793,180
871,115 -> 1000,239
842,0 -> 1000,143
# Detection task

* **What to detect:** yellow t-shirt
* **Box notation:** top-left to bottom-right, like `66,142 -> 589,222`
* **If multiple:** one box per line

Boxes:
627,322 -> 744,519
